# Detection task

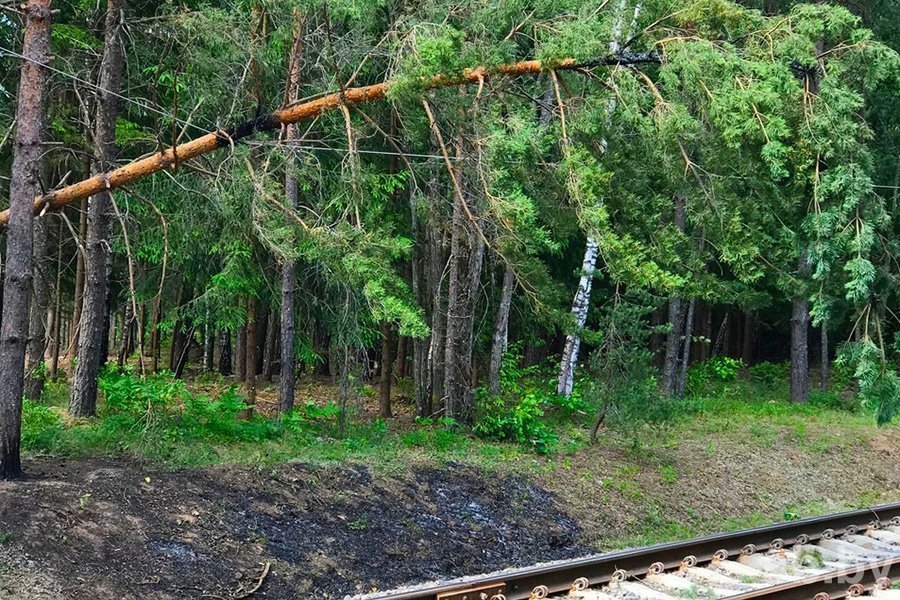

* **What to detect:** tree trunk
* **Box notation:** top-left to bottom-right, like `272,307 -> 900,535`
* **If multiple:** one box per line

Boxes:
49,219 -> 63,381
411,182 -> 434,418
279,239 -> 297,412
149,301 -> 161,372
70,0 -> 126,417
279,11 -> 303,415
117,303 -> 132,369
67,196 -> 88,365
443,161 -> 484,424
742,312 -> 755,365
218,330 -> 232,376
676,298 -> 696,397
557,236 -> 598,397
488,263 -> 515,397
790,254 -> 810,404
379,323 -> 393,419
663,298 -> 685,397
790,298 -> 810,404
820,320 -> 830,392
0,0 -> 51,478
244,296 -> 258,416
172,325 -> 194,380
25,212 -> 50,400
202,316 -> 214,373
556,0 -> 641,398
662,196 -> 687,398
0,50 -> 659,230
263,309 -> 277,382
428,223 -> 448,413
395,336 -> 407,379
700,303 -> 712,361
235,321 -> 247,381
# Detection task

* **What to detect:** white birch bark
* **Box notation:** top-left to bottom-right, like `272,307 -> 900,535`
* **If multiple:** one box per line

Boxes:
557,0 -> 642,397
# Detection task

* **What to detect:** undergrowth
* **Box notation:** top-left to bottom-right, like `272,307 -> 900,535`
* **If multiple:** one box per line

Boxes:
20,351 -> 897,468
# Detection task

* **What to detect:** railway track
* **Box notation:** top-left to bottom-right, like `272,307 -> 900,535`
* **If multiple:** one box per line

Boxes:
356,503 -> 900,600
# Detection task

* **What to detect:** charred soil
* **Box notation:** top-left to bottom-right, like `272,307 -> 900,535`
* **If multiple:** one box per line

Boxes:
0,457 -> 585,599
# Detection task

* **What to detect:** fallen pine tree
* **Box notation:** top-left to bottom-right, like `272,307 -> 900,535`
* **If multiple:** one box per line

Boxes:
0,52 -> 658,230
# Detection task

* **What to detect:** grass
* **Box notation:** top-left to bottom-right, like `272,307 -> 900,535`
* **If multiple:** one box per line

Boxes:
22,363 -> 898,477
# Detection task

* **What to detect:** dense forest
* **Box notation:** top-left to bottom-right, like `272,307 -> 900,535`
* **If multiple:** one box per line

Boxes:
0,0 -> 899,480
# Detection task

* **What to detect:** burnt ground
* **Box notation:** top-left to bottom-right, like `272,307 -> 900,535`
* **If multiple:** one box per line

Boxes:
0,457 -> 587,600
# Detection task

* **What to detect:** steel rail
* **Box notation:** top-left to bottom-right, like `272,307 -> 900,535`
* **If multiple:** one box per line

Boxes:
356,502 -> 900,600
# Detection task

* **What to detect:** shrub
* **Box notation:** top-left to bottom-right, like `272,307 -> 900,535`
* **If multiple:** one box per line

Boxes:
686,356 -> 745,394
21,400 -> 64,452
707,356 -> 744,381
748,361 -> 789,385
474,392 -> 557,453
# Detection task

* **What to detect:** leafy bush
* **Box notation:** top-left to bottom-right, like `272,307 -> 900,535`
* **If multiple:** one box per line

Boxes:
686,356 -> 745,394
21,400 -> 64,452
748,361 -> 789,385
707,356 -> 744,381
474,392 -> 558,453
809,390 -> 860,413
97,369 -> 282,443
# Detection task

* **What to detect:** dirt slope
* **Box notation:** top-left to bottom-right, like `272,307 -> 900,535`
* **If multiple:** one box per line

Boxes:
0,458 -> 586,600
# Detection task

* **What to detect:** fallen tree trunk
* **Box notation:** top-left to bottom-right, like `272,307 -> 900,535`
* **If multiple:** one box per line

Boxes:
0,52 -> 658,230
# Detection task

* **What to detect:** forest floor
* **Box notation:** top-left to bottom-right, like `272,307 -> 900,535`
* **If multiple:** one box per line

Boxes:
2,375 -> 900,599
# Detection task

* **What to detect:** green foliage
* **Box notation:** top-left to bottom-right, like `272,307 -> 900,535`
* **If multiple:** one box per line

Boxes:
748,362 -> 790,386
687,357 -> 744,394
706,357 -> 744,382
837,341 -> 900,425
21,400 -> 64,452
474,392 -> 558,454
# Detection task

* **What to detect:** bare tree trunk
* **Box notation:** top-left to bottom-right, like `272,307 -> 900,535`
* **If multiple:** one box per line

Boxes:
742,312 -> 755,365
278,11 -> 304,415
428,224 -> 448,413
443,165 -> 484,424
25,212 -> 50,400
253,310 -> 266,376
70,0 -> 126,417
662,196 -> 687,398
218,330 -> 232,376
556,0 -> 641,398
116,303 -> 132,369
488,264 -> 515,396
820,320 -> 830,392
49,219 -> 63,380
0,0 -> 51,479
790,298 -> 810,403
557,236 -> 598,397
395,336 -> 407,379
235,323 -> 247,381
676,298 -> 695,397
411,184 -> 434,417
67,196 -> 88,365
379,323 -> 393,418
700,303 -> 712,361
790,257 -> 810,404
662,298 -> 685,397
263,310 -> 277,382
149,301 -> 161,372
172,325 -> 194,380
243,296 -> 258,416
